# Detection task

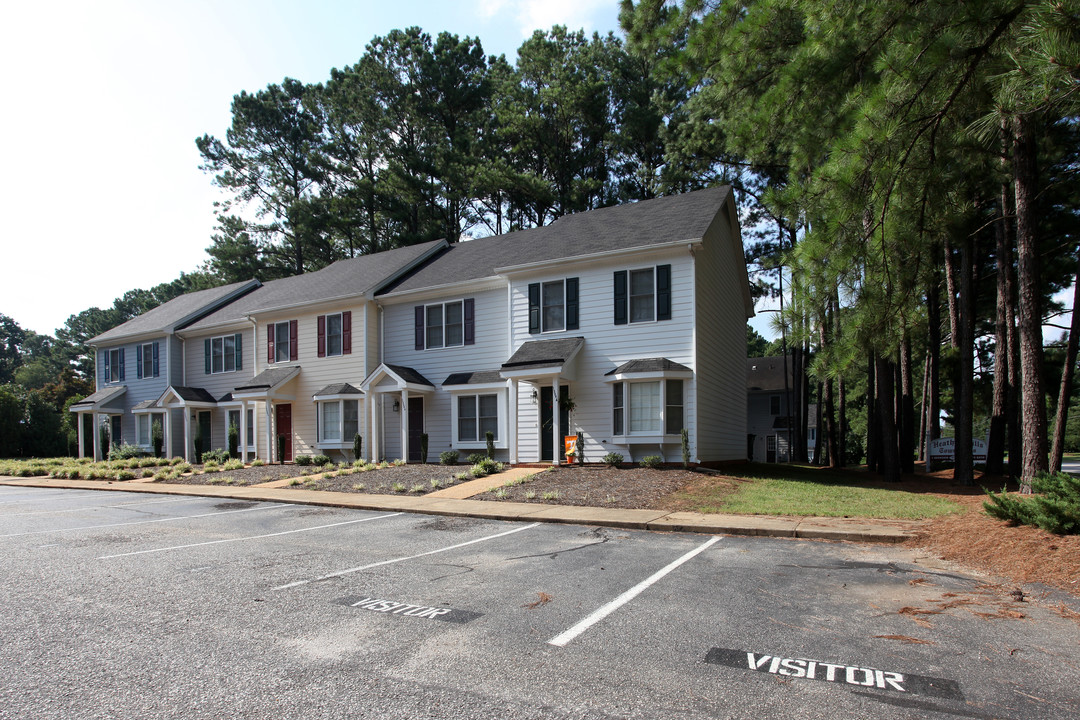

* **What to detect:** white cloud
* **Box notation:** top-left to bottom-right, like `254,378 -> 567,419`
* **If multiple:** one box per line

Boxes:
481,0 -> 615,38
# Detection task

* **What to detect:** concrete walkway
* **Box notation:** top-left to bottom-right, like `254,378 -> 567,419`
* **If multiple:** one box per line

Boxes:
0,472 -> 920,544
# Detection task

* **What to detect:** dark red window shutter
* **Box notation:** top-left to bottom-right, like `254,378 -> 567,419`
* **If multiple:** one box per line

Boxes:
267,324 -> 275,363
342,311 -> 352,355
414,306 -> 425,350
317,315 -> 326,358
136,344 -> 143,379
463,299 -> 475,345
289,319 -> 298,361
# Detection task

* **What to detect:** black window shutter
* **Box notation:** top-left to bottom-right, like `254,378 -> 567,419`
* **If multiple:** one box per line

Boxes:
528,283 -> 541,334
613,271 -> 628,325
657,264 -> 672,321
205,339 -> 211,374
463,298 -> 475,345
414,306 -> 425,350
566,277 -> 579,330
136,344 -> 143,379
152,342 -> 160,377
233,334 -> 242,370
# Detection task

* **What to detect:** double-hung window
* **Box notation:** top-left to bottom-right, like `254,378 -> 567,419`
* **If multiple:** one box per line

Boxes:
317,312 -> 352,357
104,348 -> 124,384
613,265 -> 671,325
136,414 -> 150,447
205,334 -> 242,374
527,278 -> 578,334
136,342 -> 158,379
457,394 -> 498,443
415,300 -> 474,350
267,321 -> 297,363
317,399 -> 359,443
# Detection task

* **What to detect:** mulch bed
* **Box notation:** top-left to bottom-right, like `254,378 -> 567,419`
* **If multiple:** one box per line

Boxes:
478,465 -> 703,509
162,462 -> 473,494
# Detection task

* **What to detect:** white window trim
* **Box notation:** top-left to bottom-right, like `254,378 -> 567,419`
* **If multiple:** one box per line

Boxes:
423,299 -> 465,350
218,404 -> 257,450
324,312 -> 344,357
541,279 -> 567,334
108,348 -> 121,384
210,334 -> 238,375
272,321 -> 292,364
140,342 -> 155,379
627,266 -> 658,325
131,409 -> 163,450
448,387 -> 507,449
605,370 -> 692,444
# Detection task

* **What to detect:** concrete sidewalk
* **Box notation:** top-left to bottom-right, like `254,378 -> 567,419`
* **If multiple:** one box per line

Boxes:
0,474 -> 920,544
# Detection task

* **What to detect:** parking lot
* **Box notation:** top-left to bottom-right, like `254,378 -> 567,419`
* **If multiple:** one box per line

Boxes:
1,486 -> 1078,719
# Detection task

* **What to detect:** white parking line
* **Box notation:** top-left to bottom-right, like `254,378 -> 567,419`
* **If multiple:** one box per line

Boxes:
275,521 -> 542,590
0,491 -> 104,505
7,497 -> 191,517
548,536 -> 722,648
0,503 -> 292,538
99,512 -> 403,558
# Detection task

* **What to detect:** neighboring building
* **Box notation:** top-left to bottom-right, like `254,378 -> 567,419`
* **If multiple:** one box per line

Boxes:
75,186 -> 753,465
746,355 -> 817,463
71,280 -> 261,460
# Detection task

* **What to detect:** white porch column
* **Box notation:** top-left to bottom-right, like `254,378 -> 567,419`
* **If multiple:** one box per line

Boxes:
368,393 -> 378,463
183,410 -> 192,463
508,379 -> 518,465
265,402 -> 274,463
76,412 -> 85,459
164,408 -> 172,459
92,412 -> 101,461
240,400 -> 249,463
399,389 -> 409,463
552,379 -> 561,466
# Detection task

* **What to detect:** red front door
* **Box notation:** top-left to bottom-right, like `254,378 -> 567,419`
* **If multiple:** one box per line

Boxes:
275,404 -> 292,462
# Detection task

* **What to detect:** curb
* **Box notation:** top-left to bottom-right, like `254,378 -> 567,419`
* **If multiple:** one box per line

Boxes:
0,477 -> 919,544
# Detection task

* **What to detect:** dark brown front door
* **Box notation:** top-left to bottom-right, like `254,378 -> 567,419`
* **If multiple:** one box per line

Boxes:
540,385 -> 570,462
276,404 -> 292,462
407,397 -> 424,462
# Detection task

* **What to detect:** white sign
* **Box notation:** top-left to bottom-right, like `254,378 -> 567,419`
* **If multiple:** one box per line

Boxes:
928,437 -> 987,464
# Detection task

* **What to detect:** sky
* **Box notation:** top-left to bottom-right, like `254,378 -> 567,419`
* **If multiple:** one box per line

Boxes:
0,0 -> 622,337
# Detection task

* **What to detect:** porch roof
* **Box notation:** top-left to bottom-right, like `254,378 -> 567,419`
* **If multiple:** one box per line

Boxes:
442,370 -> 504,386
605,358 -> 692,375
501,337 -> 585,370
70,385 -> 126,412
234,366 -> 301,392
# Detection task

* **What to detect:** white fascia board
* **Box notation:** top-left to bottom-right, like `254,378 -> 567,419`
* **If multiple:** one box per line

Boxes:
493,238 -> 703,276
312,392 -> 366,402
441,382 -> 507,393
604,370 -> 695,383
176,320 -> 250,340
377,276 -> 506,304
499,366 -> 565,380
248,292 -> 370,319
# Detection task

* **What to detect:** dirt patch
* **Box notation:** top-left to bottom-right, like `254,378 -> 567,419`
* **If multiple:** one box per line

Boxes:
163,463 -> 314,486
477,465 -> 703,509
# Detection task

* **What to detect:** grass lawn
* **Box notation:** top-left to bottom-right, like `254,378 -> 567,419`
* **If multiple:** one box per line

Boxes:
670,463 -> 965,520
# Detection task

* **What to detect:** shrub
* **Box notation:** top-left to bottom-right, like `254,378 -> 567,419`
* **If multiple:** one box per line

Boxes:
392,458 -> 406,467
276,435 -> 286,464
485,431 -> 495,459
202,461 -> 220,473
312,454 -> 333,466
115,470 -> 135,481
202,448 -> 230,464
222,459 -> 244,471
639,455 -> 663,469
466,452 -> 487,465
602,452 -> 624,468
576,432 -> 584,465
152,419 -> 164,458
353,433 -> 362,462
391,482 -> 406,493
108,443 -> 144,461
984,471 -> 1080,535
420,433 -> 429,464
440,450 -> 459,466
228,423 -> 239,459
251,458 -> 265,466
470,457 -> 502,478
295,455 -> 313,466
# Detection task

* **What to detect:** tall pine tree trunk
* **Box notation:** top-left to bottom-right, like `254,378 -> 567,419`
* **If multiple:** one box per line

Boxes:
867,355 -> 877,471
918,351 -> 930,461
987,193 -> 1013,475
876,355 -> 901,482
955,234 -> 976,486
928,275 -> 942,445
1050,254 -> 1080,472
838,374 -> 847,467
900,334 -> 915,473
1012,114 -> 1048,490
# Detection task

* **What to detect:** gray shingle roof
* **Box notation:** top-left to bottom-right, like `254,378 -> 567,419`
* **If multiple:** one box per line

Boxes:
70,385 -> 127,409
380,187 -> 731,295
442,370 -> 504,386
90,280 -> 261,344
313,383 -> 362,397
385,364 -> 434,387
185,240 -> 445,331
604,358 -> 692,375
502,337 -> 585,369
170,387 -> 218,404
235,367 -> 301,392
747,356 -> 791,392
131,399 -> 158,411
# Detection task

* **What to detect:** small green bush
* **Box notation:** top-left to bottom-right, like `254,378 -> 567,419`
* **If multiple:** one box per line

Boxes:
115,470 -> 135,481
201,448 -> 230,464
222,459 -> 244,471
984,471 -> 1080,535
681,428 -> 690,469
312,454 -> 333,466
353,433 -> 363,462
108,443 -> 144,461
251,459 -> 265,467
639,455 -> 663,469
420,433 -> 429,464
228,423 -> 239,459
470,457 -> 502,478
602,452 -> 624,468
440,450 -> 459,465
466,452 -> 487,465
295,455 -> 313,466
485,431 -> 495,459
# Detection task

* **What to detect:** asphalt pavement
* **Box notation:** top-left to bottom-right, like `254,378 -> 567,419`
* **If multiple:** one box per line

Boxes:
1,486 -> 1078,719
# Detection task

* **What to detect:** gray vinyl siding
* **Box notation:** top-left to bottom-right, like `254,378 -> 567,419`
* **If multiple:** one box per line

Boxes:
508,251 -> 698,463
381,288 -> 509,462
694,201 -> 750,461
95,338 -> 171,448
